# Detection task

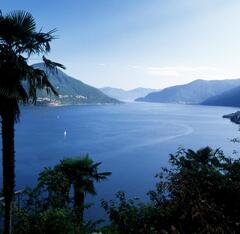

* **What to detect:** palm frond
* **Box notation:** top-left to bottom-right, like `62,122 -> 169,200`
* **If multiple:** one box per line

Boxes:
26,66 -> 58,102
0,10 -> 36,43
0,10 -> 59,56
43,56 -> 66,71
6,10 -> 36,34
92,172 -> 112,182
82,180 -> 96,195
0,80 -> 28,102
16,30 -> 56,55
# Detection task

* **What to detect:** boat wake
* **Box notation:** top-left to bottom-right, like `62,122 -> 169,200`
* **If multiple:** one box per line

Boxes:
139,123 -> 194,148
106,123 -> 194,156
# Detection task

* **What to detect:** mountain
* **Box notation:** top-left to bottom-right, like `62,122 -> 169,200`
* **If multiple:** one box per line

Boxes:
136,79 -> 240,104
100,87 -> 159,101
32,63 -> 120,105
202,86 -> 240,107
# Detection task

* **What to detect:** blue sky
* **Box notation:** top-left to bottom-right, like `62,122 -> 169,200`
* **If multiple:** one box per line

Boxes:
2,0 -> 240,89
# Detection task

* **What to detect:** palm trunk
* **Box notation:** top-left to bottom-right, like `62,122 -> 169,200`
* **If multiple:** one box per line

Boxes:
1,112 -> 15,234
73,184 -> 84,224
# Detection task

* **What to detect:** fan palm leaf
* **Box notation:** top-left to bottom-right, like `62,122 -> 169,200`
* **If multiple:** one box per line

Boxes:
0,10 -> 64,234
56,156 -> 111,223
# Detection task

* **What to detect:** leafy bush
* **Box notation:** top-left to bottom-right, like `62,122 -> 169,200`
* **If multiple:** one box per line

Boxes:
103,147 -> 240,234
14,208 -> 80,234
9,155 -> 110,234
3,147 -> 240,233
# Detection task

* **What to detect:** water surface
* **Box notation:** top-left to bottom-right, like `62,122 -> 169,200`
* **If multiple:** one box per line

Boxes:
1,102 -> 239,220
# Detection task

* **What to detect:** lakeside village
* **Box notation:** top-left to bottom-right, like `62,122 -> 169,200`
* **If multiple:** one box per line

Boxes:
37,94 -> 88,106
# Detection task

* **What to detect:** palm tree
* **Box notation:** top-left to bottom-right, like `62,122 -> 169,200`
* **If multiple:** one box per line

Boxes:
0,10 -> 64,234
57,156 -> 111,223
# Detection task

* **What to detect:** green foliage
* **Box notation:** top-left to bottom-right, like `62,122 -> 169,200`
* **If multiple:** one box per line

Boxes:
57,156 -> 112,196
0,10 -> 65,109
13,207 -> 97,234
4,147 -> 240,233
103,147 -> 240,234
12,187 -> 102,234
38,167 -> 71,209
102,192 -> 158,234
9,155 -> 111,233
0,9 -> 64,234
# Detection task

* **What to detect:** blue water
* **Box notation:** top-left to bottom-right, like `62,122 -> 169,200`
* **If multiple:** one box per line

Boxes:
1,102 -> 239,220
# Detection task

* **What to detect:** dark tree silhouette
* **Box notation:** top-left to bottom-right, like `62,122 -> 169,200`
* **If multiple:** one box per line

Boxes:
0,10 -> 64,234
50,156 -> 111,223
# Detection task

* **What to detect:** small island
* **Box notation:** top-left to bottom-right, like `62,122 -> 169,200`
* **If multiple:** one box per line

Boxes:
223,111 -> 240,124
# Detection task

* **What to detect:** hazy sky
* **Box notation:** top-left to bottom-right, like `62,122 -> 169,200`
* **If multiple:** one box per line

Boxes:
2,0 -> 240,89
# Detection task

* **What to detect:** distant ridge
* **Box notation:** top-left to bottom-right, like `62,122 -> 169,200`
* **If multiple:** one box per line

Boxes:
33,63 -> 120,105
202,86 -> 240,107
100,87 -> 159,101
136,79 -> 240,104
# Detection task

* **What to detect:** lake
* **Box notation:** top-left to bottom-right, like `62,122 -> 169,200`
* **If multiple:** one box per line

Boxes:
1,102 -> 239,220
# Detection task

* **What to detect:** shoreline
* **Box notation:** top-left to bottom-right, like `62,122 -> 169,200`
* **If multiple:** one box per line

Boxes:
223,111 -> 240,124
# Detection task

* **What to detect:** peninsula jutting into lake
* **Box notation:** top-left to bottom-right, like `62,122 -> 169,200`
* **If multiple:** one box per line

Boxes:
223,111 -> 240,124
